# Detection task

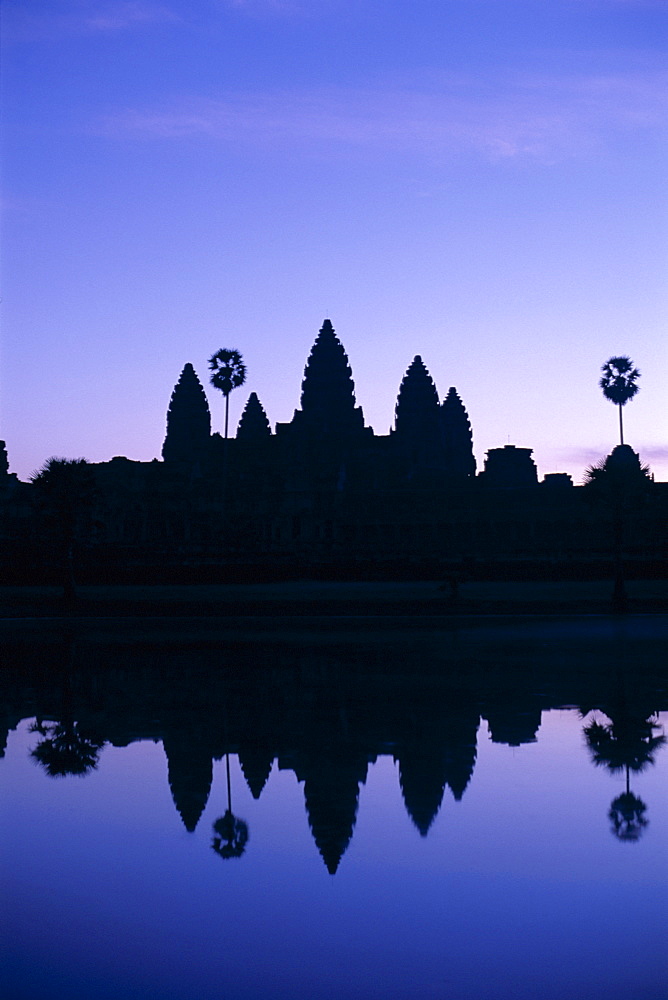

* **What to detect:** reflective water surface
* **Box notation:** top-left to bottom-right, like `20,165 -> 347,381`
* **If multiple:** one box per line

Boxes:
1,617 -> 667,1000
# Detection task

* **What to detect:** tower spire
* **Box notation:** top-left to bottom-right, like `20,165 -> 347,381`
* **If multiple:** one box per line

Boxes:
393,355 -> 441,439
236,392 -> 272,442
441,387 -> 476,479
296,320 -> 365,437
162,363 -> 211,463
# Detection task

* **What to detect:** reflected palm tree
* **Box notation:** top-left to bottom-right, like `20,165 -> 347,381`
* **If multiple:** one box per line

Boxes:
584,709 -> 665,843
212,811 -> 249,859
608,792 -> 648,842
30,719 -> 105,778
28,633 -> 107,779
584,713 -> 665,774
211,753 -> 249,860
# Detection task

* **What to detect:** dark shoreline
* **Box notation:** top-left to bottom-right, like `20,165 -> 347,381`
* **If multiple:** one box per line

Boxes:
1,580 -> 666,620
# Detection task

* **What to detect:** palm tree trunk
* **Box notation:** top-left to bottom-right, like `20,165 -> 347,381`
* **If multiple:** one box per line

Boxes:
618,403 -> 624,446
221,393 -> 230,522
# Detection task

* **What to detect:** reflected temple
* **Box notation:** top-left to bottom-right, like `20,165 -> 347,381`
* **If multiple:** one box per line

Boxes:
3,622 -> 666,873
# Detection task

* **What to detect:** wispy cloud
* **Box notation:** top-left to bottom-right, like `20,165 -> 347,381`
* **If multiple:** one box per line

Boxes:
97,67 -> 668,162
222,0 -> 296,9
84,3 -> 179,32
558,444 -> 668,469
4,2 -> 179,42
594,0 -> 667,6
217,0 -> 333,13
639,445 -> 668,461
556,447 -> 610,469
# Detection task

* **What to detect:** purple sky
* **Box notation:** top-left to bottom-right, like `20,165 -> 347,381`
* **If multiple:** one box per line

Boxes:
2,0 -> 667,482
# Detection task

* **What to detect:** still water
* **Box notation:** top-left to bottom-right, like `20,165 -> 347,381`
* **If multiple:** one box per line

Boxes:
1,616 -> 667,1000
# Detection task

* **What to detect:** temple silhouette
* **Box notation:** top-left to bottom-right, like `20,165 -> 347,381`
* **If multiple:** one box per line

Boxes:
0,318 -> 666,582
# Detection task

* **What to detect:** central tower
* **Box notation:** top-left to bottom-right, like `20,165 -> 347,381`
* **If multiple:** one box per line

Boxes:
291,319 -> 366,440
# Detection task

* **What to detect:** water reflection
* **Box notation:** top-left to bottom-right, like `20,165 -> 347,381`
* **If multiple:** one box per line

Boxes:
2,619 -> 666,872
583,700 -> 666,843
212,753 -> 249,859
25,632 -> 107,778
30,719 -> 105,778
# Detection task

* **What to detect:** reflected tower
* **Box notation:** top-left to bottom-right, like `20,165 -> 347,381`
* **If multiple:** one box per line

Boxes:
297,749 -> 370,874
395,703 -> 480,835
239,743 -> 274,799
163,731 -> 214,833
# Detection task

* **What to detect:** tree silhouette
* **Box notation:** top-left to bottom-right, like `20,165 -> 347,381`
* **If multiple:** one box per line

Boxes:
608,792 -> 648,842
584,709 -> 665,843
212,811 -> 249,859
599,356 -> 640,446
30,720 -> 105,778
30,457 -> 98,601
585,714 -> 665,775
211,754 -> 249,860
208,349 -> 246,519
208,349 -> 247,442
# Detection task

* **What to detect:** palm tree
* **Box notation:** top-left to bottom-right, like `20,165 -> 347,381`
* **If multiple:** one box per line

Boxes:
208,349 -> 246,521
211,753 -> 249,860
584,709 -> 665,842
599,356 -> 640,446
30,719 -> 105,778
584,713 -> 665,776
212,811 -> 249,859
608,792 -> 648,842
208,349 -> 247,443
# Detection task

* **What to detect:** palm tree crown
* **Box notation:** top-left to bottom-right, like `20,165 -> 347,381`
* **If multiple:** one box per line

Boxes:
208,348 -> 247,440
599,356 -> 640,446
208,349 -> 247,398
600,356 -> 640,406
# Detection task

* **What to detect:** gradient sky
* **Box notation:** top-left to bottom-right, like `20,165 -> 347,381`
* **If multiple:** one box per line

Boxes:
2,0 -> 667,483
